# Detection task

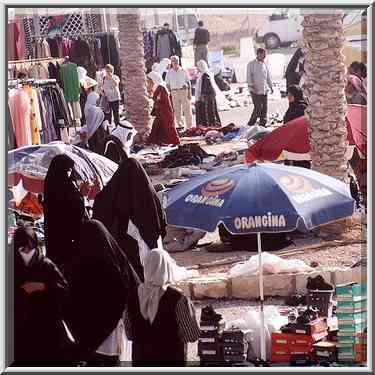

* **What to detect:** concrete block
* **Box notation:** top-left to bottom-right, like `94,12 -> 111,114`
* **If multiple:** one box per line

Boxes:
263,274 -> 295,297
295,271 -> 332,294
335,268 -> 367,286
193,277 -> 228,299
231,275 -> 260,299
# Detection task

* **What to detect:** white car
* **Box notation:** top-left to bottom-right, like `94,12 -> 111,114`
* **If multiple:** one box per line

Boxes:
256,8 -> 303,49
256,9 -> 364,50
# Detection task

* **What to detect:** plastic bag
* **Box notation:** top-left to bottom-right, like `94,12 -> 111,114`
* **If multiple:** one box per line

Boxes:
230,252 -> 313,277
244,306 -> 288,361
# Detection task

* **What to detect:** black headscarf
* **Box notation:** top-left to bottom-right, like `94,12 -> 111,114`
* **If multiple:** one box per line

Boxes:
283,84 -> 307,124
285,48 -> 304,87
64,219 -> 139,356
43,154 -> 87,267
13,225 -> 38,252
93,158 -> 167,281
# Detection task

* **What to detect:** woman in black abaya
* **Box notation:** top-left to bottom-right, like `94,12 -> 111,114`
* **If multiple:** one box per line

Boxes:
13,224 -> 75,365
43,154 -> 88,268
93,157 -> 167,281
63,220 -> 139,364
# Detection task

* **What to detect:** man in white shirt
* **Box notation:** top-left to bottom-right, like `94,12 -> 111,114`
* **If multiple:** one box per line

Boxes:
165,55 -> 193,129
247,48 -> 274,127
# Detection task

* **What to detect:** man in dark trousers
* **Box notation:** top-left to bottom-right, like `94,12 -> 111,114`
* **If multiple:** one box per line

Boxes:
246,48 -> 273,127
193,20 -> 210,65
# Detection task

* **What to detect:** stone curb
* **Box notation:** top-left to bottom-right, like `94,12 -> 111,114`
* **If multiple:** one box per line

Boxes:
175,267 -> 367,300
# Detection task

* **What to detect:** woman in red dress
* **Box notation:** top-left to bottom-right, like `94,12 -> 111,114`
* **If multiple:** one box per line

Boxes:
147,71 -> 180,146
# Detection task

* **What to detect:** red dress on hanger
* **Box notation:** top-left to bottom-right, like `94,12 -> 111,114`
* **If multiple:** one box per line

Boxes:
149,85 -> 180,146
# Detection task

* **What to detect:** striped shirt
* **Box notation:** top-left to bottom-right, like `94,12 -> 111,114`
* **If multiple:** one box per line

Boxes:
123,294 -> 201,344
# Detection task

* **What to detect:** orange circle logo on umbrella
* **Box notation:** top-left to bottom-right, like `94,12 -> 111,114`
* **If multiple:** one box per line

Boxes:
278,175 -> 313,194
201,179 -> 236,197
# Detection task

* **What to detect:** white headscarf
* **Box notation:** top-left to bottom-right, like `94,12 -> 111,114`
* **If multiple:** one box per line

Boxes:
137,248 -> 177,324
84,91 -> 104,140
152,58 -> 171,76
110,120 -> 137,155
148,71 -> 167,88
195,60 -> 229,110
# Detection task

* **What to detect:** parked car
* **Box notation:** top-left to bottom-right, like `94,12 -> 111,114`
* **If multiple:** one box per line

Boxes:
256,8 -> 302,49
256,8 -> 365,50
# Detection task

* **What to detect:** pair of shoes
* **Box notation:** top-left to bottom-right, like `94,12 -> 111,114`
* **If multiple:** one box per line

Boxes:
306,275 -> 333,291
285,294 -> 305,306
296,307 -> 319,324
201,305 -> 222,323
280,323 -> 294,333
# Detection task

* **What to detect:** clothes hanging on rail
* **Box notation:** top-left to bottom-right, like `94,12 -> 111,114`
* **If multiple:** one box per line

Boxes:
8,87 -> 33,147
33,38 -> 51,59
58,62 -> 81,102
24,85 -> 43,145
7,104 -> 17,150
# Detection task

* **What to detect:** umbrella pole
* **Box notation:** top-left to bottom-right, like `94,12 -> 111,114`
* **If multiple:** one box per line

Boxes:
257,232 -> 266,361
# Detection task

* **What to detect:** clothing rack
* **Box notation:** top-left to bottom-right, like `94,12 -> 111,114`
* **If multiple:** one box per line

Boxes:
8,78 -> 57,88
8,57 -> 64,65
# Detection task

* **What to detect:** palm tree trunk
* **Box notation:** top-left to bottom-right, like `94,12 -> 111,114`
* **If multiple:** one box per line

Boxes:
302,10 -> 348,183
117,9 -> 151,141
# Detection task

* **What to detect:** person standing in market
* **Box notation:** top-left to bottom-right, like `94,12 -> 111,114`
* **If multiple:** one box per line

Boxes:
103,120 -> 137,165
123,248 -> 201,366
166,55 -> 193,130
155,23 -> 182,62
12,224 -> 76,365
102,64 -> 121,126
43,155 -> 90,269
147,71 -> 180,146
92,157 -> 167,282
193,20 -> 210,65
195,60 -> 221,127
246,48 -> 274,127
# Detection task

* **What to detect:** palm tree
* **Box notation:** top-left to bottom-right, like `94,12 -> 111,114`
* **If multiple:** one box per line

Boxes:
117,9 -> 151,141
301,10 -> 348,183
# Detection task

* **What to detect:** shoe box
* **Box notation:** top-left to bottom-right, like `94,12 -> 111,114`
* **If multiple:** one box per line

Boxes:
335,282 -> 367,364
281,317 -> 328,336
199,325 -> 251,365
313,341 -> 337,363
271,331 -> 327,363
222,330 -> 250,363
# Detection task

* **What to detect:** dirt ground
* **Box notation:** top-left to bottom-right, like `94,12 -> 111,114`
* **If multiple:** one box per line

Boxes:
171,224 -> 365,275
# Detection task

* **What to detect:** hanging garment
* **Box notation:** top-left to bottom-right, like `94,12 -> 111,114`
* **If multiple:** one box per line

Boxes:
59,62 -> 81,102
68,101 -> 82,121
24,86 -> 42,145
70,38 -> 92,69
100,34 -> 120,67
8,88 -> 32,147
41,88 -> 59,143
35,88 -> 47,142
49,85 -> 72,128
48,62 -> 59,80
94,38 -> 104,68
22,18 -> 34,58
8,22 -> 20,60
93,158 -> 167,281
28,64 -> 49,79
33,38 -> 51,59
47,38 -> 60,58
149,85 -> 180,146
7,104 -> 17,150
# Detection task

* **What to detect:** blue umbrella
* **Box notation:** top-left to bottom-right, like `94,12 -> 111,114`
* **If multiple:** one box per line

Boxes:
164,162 -> 355,359
164,163 -> 354,234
